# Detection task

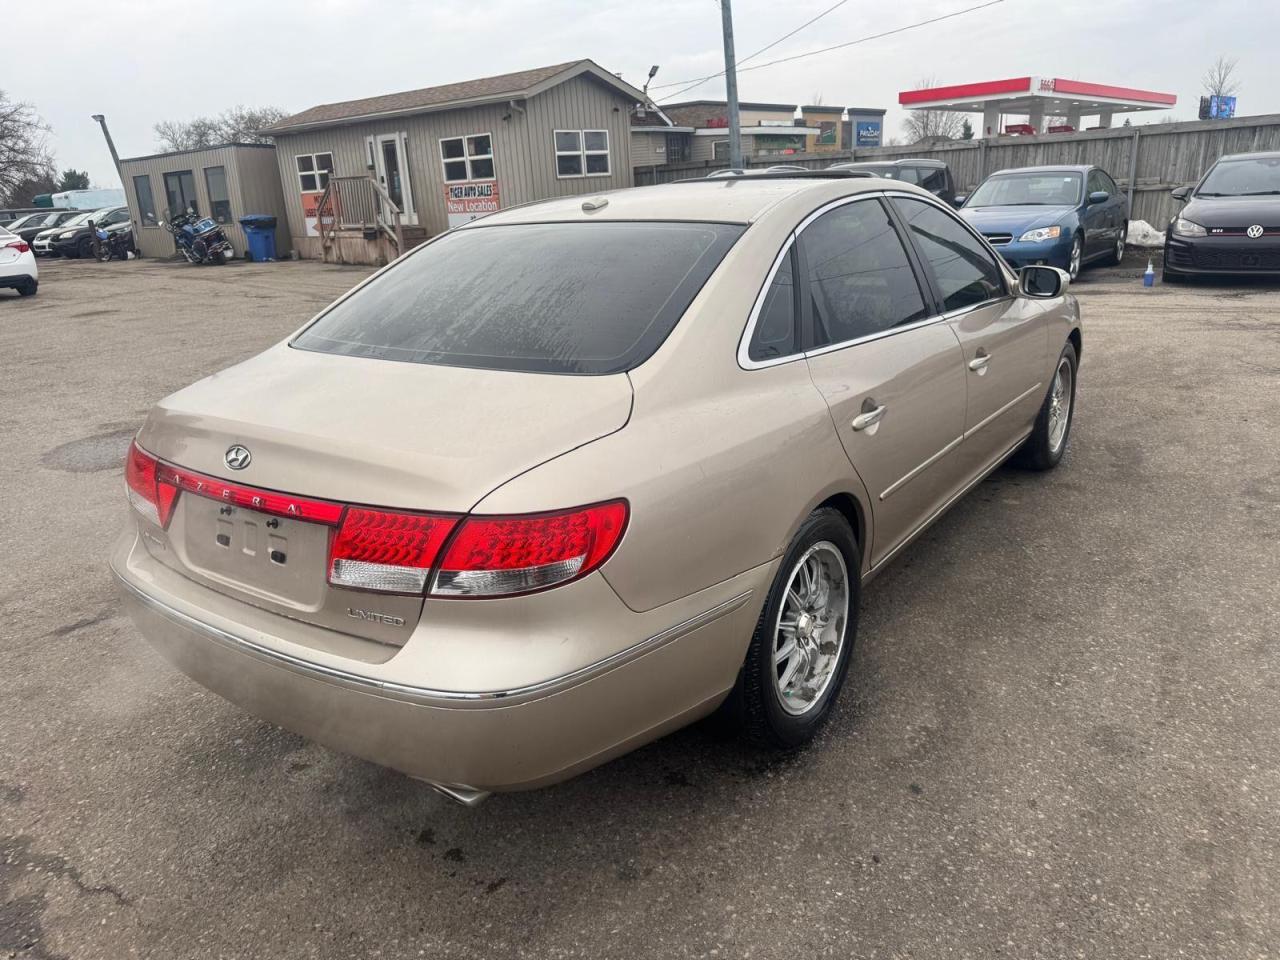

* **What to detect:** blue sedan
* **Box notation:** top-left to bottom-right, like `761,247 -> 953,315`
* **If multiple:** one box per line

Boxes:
958,165 -> 1128,279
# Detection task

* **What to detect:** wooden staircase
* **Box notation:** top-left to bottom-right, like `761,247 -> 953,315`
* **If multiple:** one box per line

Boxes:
314,176 -> 428,265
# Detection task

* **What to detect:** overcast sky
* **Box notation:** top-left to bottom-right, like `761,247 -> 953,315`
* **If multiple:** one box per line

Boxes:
8,0 -> 1278,189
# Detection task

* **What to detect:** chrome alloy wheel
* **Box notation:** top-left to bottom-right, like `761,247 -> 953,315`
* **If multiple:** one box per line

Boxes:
1068,236 -> 1082,280
1048,355 -> 1073,454
772,542 -> 850,716
1115,229 -> 1126,261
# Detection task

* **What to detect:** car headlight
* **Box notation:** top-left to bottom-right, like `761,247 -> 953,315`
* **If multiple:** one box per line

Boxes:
1018,225 -> 1062,243
58,231 -> 78,239
1172,217 -> 1207,238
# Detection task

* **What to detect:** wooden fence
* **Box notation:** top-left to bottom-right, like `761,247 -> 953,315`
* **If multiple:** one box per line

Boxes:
634,113 -> 1280,228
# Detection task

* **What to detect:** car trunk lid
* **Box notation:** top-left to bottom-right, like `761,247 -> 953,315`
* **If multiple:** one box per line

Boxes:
134,344 -> 633,646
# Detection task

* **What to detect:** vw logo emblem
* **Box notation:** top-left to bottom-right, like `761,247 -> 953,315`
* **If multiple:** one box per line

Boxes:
1247,224 -> 1265,239
224,445 -> 252,471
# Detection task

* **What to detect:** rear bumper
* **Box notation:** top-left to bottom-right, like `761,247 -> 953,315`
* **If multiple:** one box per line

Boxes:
111,530 -> 765,793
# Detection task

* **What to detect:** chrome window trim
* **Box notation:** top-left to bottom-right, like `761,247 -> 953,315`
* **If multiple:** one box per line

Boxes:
736,232 -> 799,370
737,189 -> 1019,372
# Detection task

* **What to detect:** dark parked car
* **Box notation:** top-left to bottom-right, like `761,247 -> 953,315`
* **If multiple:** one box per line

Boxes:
957,165 -> 1127,279
827,159 -> 956,205
36,206 -> 130,258
1163,151 -> 1280,282
8,210 -> 77,245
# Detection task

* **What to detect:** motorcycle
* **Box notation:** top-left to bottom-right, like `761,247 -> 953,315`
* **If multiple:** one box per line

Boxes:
94,224 -> 135,262
160,208 -> 235,265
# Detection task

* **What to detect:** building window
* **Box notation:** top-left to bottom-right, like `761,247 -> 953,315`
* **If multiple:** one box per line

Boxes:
712,140 -> 730,161
554,130 -> 610,178
296,153 -> 333,193
132,175 -> 158,226
163,170 -> 198,217
440,133 -> 494,183
204,166 -> 232,224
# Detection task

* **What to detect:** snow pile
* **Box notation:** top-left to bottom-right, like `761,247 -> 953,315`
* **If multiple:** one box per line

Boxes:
1126,219 -> 1166,248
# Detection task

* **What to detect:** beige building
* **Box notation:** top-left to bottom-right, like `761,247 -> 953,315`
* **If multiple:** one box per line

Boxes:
119,144 -> 291,260
633,100 -> 818,166
261,60 -> 646,261
800,105 -> 845,153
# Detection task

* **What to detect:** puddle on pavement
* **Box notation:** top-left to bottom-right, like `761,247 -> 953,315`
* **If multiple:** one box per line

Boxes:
41,428 -> 136,473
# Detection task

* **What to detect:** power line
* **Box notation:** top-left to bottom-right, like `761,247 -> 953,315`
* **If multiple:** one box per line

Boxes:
656,0 -> 1005,104
655,0 -> 855,101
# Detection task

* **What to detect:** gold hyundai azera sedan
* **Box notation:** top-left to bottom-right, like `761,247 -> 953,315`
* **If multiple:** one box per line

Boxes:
112,173 -> 1081,804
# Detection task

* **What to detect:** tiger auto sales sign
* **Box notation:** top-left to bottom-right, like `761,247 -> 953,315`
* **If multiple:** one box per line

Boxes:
445,181 -> 500,229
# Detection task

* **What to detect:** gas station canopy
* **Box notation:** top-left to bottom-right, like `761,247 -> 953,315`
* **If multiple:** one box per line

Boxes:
899,76 -> 1177,136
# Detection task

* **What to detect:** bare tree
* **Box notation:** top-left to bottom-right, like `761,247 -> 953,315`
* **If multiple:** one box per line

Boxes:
1202,55 -> 1240,98
154,105 -> 289,151
901,77 -> 963,143
0,90 -> 55,207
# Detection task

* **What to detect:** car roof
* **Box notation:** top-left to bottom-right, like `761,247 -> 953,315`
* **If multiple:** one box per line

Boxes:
988,165 -> 1094,176
836,158 -> 945,168
473,175 -> 906,226
1216,150 -> 1280,162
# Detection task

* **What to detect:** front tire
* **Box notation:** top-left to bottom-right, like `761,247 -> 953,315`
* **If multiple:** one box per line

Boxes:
1067,233 -> 1083,280
728,508 -> 860,748
1015,342 -> 1077,470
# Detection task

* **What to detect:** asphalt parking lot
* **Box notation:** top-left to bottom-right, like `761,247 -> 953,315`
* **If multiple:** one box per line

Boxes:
2,253 -> 1278,959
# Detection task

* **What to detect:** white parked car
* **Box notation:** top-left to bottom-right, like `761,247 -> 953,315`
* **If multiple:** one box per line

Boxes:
0,225 -> 39,297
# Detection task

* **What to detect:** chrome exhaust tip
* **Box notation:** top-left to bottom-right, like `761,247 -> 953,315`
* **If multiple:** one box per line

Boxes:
422,781 -> 491,807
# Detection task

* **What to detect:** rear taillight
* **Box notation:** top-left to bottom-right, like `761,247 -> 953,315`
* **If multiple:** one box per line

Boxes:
4,240 -> 30,253
125,442 -> 178,527
430,501 -> 628,598
124,441 -> 627,598
328,509 -> 458,594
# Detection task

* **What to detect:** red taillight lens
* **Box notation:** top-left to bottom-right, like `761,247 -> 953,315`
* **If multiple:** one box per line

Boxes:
431,500 -> 628,597
4,240 -> 31,253
328,509 -> 458,594
125,441 -> 178,527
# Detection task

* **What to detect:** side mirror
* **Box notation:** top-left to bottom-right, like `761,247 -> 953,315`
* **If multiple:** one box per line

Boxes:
1088,191 -> 1110,204
1020,265 -> 1069,299
1170,185 -> 1191,201
952,194 -> 967,208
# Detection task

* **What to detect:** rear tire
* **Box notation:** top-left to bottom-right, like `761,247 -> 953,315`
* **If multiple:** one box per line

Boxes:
1014,342 -> 1077,471
727,508 -> 860,749
1107,224 -> 1127,265
17,279 -> 37,297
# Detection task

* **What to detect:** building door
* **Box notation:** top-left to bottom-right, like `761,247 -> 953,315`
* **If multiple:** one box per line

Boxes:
368,133 -> 417,225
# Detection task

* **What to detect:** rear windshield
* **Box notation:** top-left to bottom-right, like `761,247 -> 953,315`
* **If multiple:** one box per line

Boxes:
292,220 -> 744,375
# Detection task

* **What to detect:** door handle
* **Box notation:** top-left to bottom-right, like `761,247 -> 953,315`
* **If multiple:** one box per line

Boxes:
851,404 -> 886,431
968,351 -> 991,371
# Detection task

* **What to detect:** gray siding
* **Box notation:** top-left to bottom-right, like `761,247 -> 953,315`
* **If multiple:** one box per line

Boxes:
631,130 -> 668,166
271,74 -> 635,254
120,145 -> 291,259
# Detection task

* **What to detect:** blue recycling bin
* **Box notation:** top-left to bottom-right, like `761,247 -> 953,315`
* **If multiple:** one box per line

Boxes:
238,215 -> 278,262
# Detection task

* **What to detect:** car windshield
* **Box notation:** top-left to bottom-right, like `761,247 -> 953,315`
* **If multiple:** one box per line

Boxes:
1197,157 -> 1280,196
967,173 -> 1083,207
293,220 -> 745,375
61,211 -> 94,227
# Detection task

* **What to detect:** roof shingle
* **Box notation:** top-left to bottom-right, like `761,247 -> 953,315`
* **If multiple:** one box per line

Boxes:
264,60 -> 591,133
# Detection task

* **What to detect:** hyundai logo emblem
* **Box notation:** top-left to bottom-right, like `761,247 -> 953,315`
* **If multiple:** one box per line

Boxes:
1247,224 -> 1265,239
224,445 -> 252,470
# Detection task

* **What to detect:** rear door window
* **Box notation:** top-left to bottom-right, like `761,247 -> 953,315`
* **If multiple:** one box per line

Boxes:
748,246 -> 799,361
293,221 -> 744,375
800,198 -> 929,347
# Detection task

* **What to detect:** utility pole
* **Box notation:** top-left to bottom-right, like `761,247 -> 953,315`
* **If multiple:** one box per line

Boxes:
719,0 -> 743,170
91,114 -> 123,184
